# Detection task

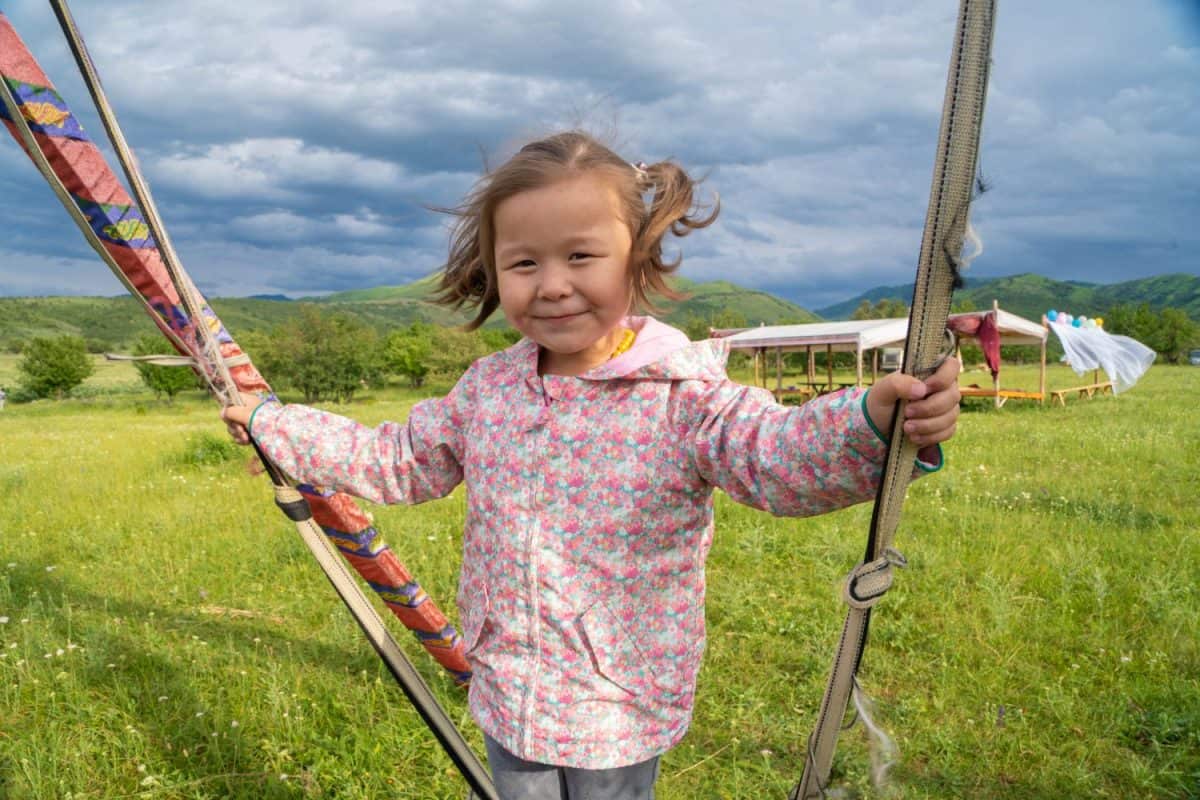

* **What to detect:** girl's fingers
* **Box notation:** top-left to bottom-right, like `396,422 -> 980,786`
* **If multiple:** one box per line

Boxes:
225,421 -> 250,445
902,408 -> 958,445
901,359 -> 962,417
905,383 -> 961,419
222,393 -> 270,445
923,357 -> 961,392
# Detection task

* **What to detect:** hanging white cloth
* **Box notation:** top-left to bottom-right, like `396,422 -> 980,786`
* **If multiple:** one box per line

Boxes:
1048,322 -> 1155,393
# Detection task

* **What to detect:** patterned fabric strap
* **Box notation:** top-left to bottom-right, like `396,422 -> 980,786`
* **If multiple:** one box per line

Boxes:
0,9 -> 471,683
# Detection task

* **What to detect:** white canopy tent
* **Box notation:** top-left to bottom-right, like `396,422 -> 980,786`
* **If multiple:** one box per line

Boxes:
717,303 -> 1051,405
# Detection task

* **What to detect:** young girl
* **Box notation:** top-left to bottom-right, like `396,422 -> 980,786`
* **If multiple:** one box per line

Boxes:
223,131 -> 960,800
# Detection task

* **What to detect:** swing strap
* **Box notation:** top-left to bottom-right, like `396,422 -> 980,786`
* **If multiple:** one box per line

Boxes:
792,2 -> 997,797
3,5 -> 495,796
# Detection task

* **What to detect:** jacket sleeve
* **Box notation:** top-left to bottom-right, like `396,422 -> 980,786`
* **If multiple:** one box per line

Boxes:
689,382 -> 932,517
247,364 -> 476,505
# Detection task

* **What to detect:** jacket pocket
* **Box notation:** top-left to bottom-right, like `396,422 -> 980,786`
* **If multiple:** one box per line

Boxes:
458,578 -> 491,657
577,599 -> 686,698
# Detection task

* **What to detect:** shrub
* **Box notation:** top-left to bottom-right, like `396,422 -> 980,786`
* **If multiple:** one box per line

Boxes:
257,305 -> 383,403
130,333 -> 200,402
168,432 -> 244,468
16,335 -> 94,399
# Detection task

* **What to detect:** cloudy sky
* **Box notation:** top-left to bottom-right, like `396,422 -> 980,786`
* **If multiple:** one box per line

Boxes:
1,0 -> 1197,310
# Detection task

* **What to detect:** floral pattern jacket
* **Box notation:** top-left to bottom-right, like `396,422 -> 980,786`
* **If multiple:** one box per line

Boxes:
248,317 -> 937,769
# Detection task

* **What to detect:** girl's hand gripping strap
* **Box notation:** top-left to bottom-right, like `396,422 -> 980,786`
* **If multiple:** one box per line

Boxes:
792,2 -> 997,797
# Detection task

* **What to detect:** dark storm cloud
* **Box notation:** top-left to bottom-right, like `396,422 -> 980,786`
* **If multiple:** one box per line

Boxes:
1,0 -> 1195,305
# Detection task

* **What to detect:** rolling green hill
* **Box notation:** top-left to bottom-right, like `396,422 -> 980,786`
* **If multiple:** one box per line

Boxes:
657,277 -> 820,327
310,274 -> 821,327
307,273 -> 444,304
0,275 -> 818,352
2,272 -> 1191,352
816,272 -> 1200,322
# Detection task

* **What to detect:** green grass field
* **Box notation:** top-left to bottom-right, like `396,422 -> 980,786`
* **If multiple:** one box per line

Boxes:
0,364 -> 1196,799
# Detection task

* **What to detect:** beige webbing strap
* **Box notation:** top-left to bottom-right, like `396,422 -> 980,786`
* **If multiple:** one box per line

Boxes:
793,2 -> 997,797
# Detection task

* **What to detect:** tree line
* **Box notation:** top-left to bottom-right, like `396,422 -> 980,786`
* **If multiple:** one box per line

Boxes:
6,300 -> 1197,403
6,305 -> 520,403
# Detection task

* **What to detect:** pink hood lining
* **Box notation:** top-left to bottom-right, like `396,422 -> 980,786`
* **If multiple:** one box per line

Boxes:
505,317 -> 730,383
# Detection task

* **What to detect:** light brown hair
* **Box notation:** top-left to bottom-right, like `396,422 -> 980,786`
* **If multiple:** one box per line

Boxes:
434,130 -> 719,329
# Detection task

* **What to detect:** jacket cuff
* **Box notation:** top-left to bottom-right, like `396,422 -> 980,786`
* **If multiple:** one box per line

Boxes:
246,400 -> 280,441
860,389 -> 890,444
859,391 -> 946,473
915,444 -> 944,473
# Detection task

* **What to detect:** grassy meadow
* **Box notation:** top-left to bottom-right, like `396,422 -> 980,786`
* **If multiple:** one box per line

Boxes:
0,358 -> 1197,799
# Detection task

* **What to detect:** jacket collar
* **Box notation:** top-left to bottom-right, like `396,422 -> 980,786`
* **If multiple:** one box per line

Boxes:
505,316 -> 729,387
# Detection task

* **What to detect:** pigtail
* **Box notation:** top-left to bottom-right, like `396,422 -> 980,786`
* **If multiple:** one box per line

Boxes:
432,187 -> 500,331
629,161 -> 720,311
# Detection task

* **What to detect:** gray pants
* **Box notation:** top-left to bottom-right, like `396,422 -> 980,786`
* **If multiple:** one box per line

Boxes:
484,735 -> 660,800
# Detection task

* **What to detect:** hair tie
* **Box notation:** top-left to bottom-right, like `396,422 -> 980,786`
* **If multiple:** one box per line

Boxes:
631,161 -> 649,181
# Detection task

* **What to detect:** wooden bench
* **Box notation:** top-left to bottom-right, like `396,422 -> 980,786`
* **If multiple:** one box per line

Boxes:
1049,381 -> 1113,406
958,386 -> 1044,408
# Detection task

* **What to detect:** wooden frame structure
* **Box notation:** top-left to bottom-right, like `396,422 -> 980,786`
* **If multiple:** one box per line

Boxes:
718,301 -> 1050,406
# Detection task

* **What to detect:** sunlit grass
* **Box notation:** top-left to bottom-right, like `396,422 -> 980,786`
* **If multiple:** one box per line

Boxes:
0,366 -> 1196,798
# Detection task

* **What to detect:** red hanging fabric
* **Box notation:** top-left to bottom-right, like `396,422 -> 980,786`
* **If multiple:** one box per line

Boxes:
947,312 -> 1001,378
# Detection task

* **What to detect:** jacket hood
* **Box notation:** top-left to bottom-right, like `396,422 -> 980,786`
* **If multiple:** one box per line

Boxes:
583,317 -> 729,381
504,316 -> 730,383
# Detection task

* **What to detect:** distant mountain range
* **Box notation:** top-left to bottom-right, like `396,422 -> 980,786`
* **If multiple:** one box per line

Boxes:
816,272 -> 1200,322
0,272 -> 1195,351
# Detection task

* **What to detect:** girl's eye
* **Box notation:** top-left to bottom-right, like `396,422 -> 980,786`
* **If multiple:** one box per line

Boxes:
507,259 -> 536,270
568,252 -> 593,262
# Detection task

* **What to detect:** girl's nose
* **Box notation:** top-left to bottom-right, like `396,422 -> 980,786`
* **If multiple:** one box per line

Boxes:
536,263 -> 573,300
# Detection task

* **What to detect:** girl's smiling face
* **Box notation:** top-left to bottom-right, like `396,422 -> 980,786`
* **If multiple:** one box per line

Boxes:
493,172 -> 635,376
